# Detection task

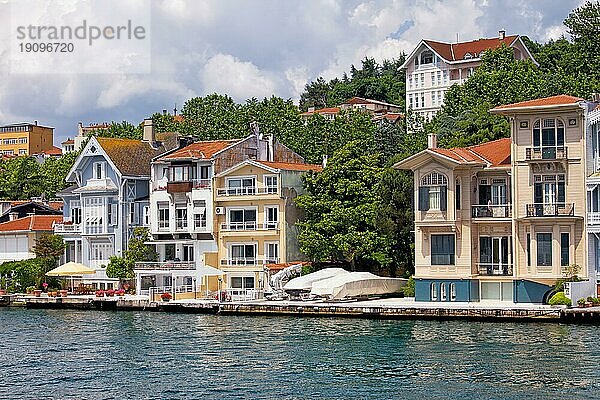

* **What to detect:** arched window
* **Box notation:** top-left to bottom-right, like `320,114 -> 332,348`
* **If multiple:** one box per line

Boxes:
532,118 -> 565,159
419,172 -> 448,211
420,50 -> 434,65
450,283 -> 456,301
431,283 -> 438,301
440,283 -> 447,300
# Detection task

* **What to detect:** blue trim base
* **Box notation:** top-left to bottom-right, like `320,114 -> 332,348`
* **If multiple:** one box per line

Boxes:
415,279 -> 478,302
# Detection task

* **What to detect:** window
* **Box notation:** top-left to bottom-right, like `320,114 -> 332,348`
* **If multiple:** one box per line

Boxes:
533,174 -> 565,214
532,118 -> 565,159
431,234 -> 455,265
537,233 -> 552,267
527,233 -> 531,267
430,283 -> 437,300
420,50 -> 434,64
450,283 -> 456,301
265,242 -> 279,264
265,206 -> 278,229
230,244 -> 257,265
561,233 -> 570,267
128,203 -> 135,225
421,94 -> 425,108
158,203 -> 169,230
420,73 -> 424,87
93,162 -> 105,179
409,95 -> 413,109
440,283 -> 447,300
90,241 -> 113,262
108,203 -> 118,225
455,180 -> 461,210
175,205 -> 187,230
193,200 -> 206,229
183,245 -> 194,262
437,71 -> 441,85
418,171 -> 448,211
231,276 -> 255,289
170,165 -> 189,182
408,76 -> 413,89
199,165 -> 210,179
226,177 -> 256,195
19,137 -> 27,144
143,206 -> 149,226
264,175 -> 278,194
430,72 -> 435,86
2,150 -> 13,156
431,92 -> 436,106
71,200 -> 82,224
19,149 -> 26,155
83,197 -> 104,234
479,236 -> 511,275
228,208 -> 257,230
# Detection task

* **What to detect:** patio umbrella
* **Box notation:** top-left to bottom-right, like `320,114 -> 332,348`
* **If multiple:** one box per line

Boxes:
197,265 -> 223,296
47,262 -> 96,292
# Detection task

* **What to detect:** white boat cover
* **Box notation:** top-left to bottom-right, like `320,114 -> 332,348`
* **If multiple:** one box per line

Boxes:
310,272 -> 406,300
283,268 -> 350,291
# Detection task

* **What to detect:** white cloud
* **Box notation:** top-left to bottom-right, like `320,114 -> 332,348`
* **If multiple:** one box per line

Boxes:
201,53 -> 276,101
544,24 -> 568,41
97,76 -> 195,109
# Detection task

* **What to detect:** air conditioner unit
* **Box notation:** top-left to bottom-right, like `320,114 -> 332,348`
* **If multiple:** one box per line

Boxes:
215,207 -> 225,215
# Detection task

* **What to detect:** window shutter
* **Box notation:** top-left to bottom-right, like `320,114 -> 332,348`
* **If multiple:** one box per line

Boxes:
534,183 -> 543,204
418,186 -> 430,211
558,182 -> 565,203
440,186 -> 447,211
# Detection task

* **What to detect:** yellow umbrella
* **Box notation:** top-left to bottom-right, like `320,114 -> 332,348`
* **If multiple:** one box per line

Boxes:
47,262 -> 96,276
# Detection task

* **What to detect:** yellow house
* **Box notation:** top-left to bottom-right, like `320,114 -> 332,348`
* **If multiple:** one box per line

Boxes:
0,122 -> 54,156
395,95 -> 592,304
212,159 -> 321,294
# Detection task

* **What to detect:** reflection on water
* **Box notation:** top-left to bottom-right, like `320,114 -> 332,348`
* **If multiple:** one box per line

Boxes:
0,309 -> 599,400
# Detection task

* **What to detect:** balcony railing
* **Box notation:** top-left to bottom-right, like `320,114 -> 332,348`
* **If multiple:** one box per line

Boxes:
158,220 -> 169,231
220,222 -> 279,231
192,179 -> 211,189
589,212 -> 600,225
216,187 -> 278,197
478,263 -> 513,276
526,203 -> 575,217
134,261 -> 196,271
220,258 -> 265,267
175,218 -> 188,231
54,223 -> 81,233
167,181 -> 193,194
471,204 -> 512,218
525,146 -> 567,161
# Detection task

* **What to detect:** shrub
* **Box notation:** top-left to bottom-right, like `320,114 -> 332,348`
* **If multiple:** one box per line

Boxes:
587,296 -> 594,303
577,298 -> 586,307
160,292 -> 172,300
548,292 -> 571,306
403,276 -> 415,297
592,297 -> 600,306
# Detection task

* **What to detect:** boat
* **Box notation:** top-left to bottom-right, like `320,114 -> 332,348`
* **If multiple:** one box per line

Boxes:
310,272 -> 406,300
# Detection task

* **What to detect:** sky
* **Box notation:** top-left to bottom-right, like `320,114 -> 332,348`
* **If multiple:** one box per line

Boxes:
0,0 -> 586,144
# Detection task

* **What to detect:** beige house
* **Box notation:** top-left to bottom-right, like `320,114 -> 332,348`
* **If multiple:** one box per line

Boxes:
395,95 -> 593,303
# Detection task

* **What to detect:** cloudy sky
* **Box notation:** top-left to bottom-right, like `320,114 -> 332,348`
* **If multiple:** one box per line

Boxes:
0,0 -> 585,143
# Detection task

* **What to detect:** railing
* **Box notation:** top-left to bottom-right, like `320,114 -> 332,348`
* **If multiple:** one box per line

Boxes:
88,259 -> 109,269
194,219 -> 207,230
526,203 -> 575,217
219,222 -> 279,231
167,181 -> 192,194
147,285 -> 195,300
175,218 -> 188,230
84,225 -> 106,235
192,179 -> 211,189
134,261 -> 196,271
158,220 -> 169,231
264,257 -> 280,265
525,146 -> 567,161
589,212 -> 600,225
471,204 -> 512,218
225,288 -> 263,302
220,258 -> 265,267
478,263 -> 513,276
54,223 -> 81,233
216,187 -> 278,197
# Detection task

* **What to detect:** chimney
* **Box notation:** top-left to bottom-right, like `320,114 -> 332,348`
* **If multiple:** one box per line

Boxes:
143,118 -> 155,144
322,154 -> 328,168
9,212 -> 18,221
499,30 -> 506,40
428,133 -> 437,149
592,93 -> 600,102
162,109 -> 167,115
34,120 -> 38,126
268,134 -> 274,162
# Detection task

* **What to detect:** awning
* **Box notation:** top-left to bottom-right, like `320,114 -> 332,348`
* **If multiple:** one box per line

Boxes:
198,265 -> 224,276
47,262 -> 96,276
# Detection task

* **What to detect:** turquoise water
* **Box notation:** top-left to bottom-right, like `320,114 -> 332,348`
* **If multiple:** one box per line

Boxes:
0,309 -> 599,400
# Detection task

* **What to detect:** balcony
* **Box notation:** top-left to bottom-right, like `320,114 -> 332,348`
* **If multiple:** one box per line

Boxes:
220,258 -> 265,267
589,212 -> 600,225
471,204 -> 512,219
220,222 -> 279,231
216,187 -> 278,197
478,263 -> 513,276
526,203 -> 575,217
525,146 -> 567,161
134,261 -> 196,271
167,181 -> 192,194
54,223 -> 81,234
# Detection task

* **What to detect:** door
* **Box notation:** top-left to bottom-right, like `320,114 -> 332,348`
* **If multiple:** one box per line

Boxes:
491,237 -> 511,275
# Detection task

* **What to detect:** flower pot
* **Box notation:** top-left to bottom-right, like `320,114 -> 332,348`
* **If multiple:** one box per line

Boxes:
33,290 -> 42,297
60,290 -> 68,298
162,298 -> 170,302
0,289 -> 6,295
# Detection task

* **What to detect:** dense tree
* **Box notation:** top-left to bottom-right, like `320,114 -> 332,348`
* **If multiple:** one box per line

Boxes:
107,228 -> 157,286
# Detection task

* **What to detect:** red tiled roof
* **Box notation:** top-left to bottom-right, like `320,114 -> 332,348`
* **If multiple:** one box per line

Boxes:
160,139 -> 240,161
429,138 -> 511,167
343,97 -> 401,108
0,215 -> 62,233
173,115 -> 184,122
301,107 -> 340,116
492,95 -> 584,110
257,161 -> 323,172
265,261 -> 310,271
424,35 -> 518,62
61,139 -> 74,145
44,146 -> 62,156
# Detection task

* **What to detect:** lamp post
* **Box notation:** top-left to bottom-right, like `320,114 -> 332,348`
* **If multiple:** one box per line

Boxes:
193,277 -> 197,300
218,277 -> 223,303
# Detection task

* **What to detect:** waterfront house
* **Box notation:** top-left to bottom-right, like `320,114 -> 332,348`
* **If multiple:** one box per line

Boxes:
136,127 -> 312,299
212,159 -> 321,298
395,94 -> 595,303
54,120 -> 179,290
0,215 -> 62,263
402,30 -> 537,120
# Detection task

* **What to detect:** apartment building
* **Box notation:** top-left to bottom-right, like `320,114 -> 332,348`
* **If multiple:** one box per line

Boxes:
402,31 -> 536,120
301,97 -> 403,124
55,120 -> 179,290
395,95 -> 594,304
213,159 -> 321,295
0,122 -> 54,156
136,128 -> 314,298
583,100 -> 600,295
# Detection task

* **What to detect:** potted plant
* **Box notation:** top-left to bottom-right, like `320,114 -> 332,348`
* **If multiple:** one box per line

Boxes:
160,292 -> 172,302
26,286 -> 36,294
592,297 -> 600,307
115,289 -> 125,296
577,298 -> 586,308
95,290 -> 104,298
106,289 -> 115,297
59,289 -> 68,298
33,289 -> 42,297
